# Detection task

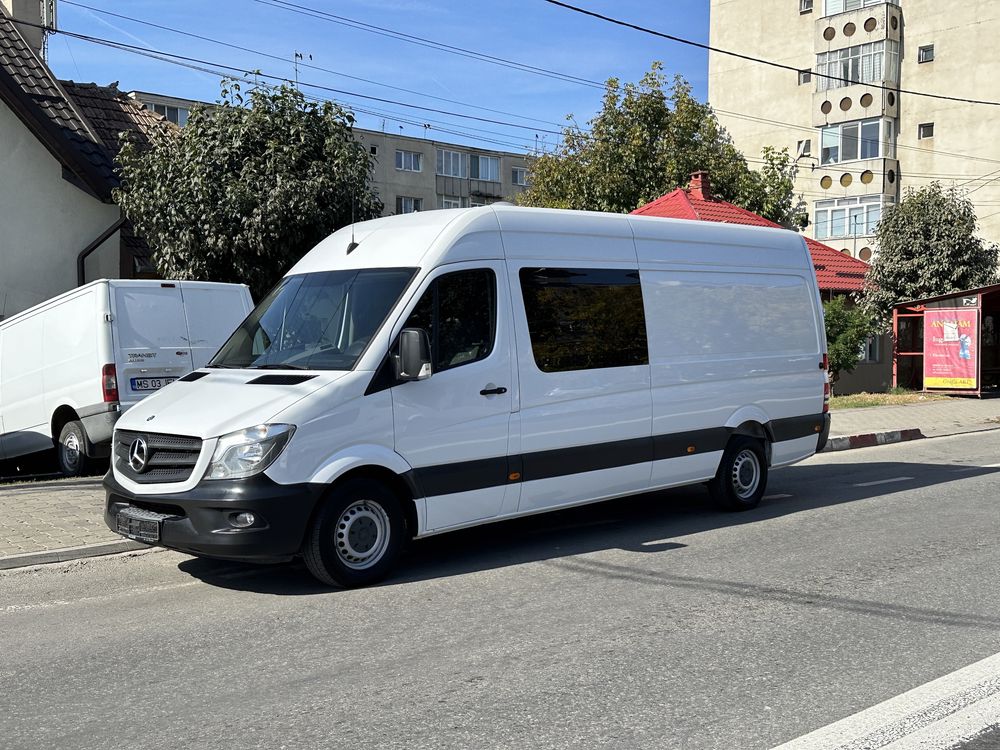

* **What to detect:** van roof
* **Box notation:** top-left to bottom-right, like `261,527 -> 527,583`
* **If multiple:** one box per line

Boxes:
286,205 -> 811,276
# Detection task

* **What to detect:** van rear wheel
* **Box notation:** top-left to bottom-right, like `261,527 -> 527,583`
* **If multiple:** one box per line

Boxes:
708,436 -> 767,511
303,477 -> 406,588
57,420 -> 92,477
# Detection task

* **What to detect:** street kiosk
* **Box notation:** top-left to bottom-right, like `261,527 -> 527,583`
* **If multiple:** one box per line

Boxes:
893,284 -> 1000,395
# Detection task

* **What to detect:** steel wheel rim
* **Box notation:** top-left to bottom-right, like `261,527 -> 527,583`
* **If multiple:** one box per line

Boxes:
334,500 -> 390,570
62,432 -> 81,471
730,448 -> 760,500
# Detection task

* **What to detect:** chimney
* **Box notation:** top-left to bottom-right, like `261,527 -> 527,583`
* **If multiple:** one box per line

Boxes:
688,171 -> 711,201
1,0 -> 55,60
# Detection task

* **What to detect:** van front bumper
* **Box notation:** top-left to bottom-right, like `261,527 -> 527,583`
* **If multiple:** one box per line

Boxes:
103,472 -> 325,563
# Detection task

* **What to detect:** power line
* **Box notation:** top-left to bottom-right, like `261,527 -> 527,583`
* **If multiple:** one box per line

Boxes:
18,19 -> 567,137
255,0 -> 605,90
60,0 -> 568,131
542,0 -> 1000,108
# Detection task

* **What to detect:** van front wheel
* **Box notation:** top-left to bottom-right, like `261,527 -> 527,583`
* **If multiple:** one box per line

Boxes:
708,436 -> 767,511
57,420 -> 92,477
303,477 -> 406,588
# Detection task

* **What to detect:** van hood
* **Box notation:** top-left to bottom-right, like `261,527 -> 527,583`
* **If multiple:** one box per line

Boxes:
114,369 -> 348,439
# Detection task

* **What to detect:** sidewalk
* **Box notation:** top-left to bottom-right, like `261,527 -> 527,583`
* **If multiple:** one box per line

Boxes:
2,397 -> 999,571
828,397 -> 1000,447
0,477 -> 142,570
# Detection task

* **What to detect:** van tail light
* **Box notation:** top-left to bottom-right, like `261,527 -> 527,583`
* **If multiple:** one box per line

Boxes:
823,381 -> 831,413
102,364 -> 119,403
821,353 -> 829,371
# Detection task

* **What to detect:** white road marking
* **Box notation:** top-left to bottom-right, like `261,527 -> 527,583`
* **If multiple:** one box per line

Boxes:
854,477 -> 914,487
764,493 -> 792,500
981,462 -> 1000,468
771,650 -> 1000,749
1,581 -> 201,613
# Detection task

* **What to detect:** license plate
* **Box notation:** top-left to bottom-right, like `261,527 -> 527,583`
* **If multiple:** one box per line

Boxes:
116,507 -> 164,543
130,377 -> 177,391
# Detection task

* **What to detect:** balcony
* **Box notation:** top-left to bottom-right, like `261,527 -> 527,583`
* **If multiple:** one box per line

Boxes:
808,157 -> 900,199
818,0 -> 899,22
813,82 -> 898,127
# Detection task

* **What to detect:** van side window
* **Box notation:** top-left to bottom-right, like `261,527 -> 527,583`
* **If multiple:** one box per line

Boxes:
519,267 -> 648,373
403,269 -> 496,372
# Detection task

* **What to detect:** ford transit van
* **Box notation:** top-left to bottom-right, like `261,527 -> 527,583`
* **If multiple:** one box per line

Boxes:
1,279 -> 253,476
105,206 -> 830,587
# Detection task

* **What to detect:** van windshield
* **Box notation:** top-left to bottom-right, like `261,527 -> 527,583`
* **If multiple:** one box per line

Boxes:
209,268 -> 416,371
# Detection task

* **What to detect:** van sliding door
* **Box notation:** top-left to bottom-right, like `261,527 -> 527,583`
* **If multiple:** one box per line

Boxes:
511,264 -> 653,512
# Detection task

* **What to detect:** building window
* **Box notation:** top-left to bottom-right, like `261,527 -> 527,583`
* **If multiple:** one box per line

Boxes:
816,40 -> 899,90
395,150 -> 422,172
150,103 -> 189,126
800,0 -> 814,13
859,335 -> 880,363
511,167 -> 529,186
797,139 -> 812,157
518,267 -> 649,373
370,145 -> 378,156
436,149 -> 467,177
396,196 -> 422,214
823,0 -> 895,16
918,44 -> 935,63
814,196 -> 891,239
798,69 -> 812,85
470,155 -> 501,182
918,122 -> 935,139
820,118 -> 893,164
403,269 -> 496,372
439,195 -> 469,209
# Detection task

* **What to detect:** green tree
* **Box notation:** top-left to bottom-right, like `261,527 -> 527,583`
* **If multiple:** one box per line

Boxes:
517,63 -> 806,228
823,296 -> 875,387
115,80 -> 381,298
861,183 -> 998,326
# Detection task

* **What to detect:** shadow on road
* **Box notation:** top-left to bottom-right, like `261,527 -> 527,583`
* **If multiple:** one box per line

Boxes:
177,459 -> 1000,613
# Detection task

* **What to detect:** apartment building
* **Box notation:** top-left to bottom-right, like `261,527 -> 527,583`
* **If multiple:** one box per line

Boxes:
708,0 -> 1000,261
355,129 -> 529,215
127,92 -> 530,215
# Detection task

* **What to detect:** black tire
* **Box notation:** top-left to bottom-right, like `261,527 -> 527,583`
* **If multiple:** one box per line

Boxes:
708,436 -> 768,512
57,420 -> 92,477
303,477 -> 406,588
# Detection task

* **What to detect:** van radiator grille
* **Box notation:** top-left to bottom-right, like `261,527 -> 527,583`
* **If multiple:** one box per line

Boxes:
115,430 -> 203,484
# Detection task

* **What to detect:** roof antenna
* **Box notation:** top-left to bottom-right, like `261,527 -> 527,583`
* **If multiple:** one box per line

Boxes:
347,193 -> 359,254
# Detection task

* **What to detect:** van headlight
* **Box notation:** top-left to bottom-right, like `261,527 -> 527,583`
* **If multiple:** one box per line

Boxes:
205,424 -> 295,480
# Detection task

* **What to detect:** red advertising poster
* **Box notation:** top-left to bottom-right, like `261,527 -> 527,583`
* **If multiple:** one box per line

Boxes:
924,309 -> 978,389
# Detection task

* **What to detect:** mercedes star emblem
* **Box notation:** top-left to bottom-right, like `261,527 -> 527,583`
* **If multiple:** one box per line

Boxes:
128,437 -> 149,473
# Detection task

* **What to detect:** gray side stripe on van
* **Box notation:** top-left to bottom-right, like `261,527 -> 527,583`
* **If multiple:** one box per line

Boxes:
405,415 -> 825,498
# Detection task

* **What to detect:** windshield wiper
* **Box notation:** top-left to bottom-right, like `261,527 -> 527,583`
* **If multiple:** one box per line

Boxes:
206,364 -> 244,369
251,363 -> 309,370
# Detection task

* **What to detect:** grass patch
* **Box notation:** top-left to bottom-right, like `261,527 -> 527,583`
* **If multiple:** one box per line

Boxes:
830,390 -> 949,410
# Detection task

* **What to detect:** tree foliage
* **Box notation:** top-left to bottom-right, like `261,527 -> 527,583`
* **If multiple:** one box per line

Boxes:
516,63 -> 806,228
823,296 -> 875,386
861,183 -> 998,326
115,80 -> 382,298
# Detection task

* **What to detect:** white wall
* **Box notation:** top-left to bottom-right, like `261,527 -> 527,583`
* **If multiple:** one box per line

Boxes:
0,99 -> 121,318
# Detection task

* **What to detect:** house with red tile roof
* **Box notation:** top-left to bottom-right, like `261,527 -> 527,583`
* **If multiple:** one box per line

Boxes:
632,172 -> 870,297
633,172 -> 890,394
0,5 -> 164,318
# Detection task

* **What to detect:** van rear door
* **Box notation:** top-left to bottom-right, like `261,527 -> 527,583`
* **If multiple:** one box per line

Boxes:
177,282 -> 252,368
110,282 -> 194,408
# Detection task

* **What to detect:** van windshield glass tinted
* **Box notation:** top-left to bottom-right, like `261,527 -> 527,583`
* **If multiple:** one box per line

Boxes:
209,268 -> 416,370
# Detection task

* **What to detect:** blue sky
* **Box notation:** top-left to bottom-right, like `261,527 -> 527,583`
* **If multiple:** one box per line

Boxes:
45,0 -> 709,153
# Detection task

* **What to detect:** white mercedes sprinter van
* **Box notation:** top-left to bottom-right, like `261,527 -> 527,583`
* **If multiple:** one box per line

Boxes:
0,279 -> 252,476
105,206 -> 830,587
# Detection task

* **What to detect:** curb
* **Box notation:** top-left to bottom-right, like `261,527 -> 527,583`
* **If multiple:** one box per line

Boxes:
823,428 -> 925,452
0,539 -> 149,571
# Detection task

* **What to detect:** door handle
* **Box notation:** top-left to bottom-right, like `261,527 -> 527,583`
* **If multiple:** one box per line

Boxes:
480,386 -> 508,396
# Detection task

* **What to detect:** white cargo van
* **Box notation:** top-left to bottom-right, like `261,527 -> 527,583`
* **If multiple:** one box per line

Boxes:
0,279 -> 253,476
105,207 -> 830,587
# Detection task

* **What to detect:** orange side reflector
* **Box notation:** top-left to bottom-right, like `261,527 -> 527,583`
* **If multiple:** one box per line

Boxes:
508,472 -> 521,481
687,446 -> 696,454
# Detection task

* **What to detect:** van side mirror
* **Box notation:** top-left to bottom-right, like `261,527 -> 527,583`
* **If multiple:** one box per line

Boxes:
395,328 -> 432,381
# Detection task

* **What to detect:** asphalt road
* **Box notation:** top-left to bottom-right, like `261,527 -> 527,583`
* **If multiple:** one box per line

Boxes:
3,432 -> 1000,750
